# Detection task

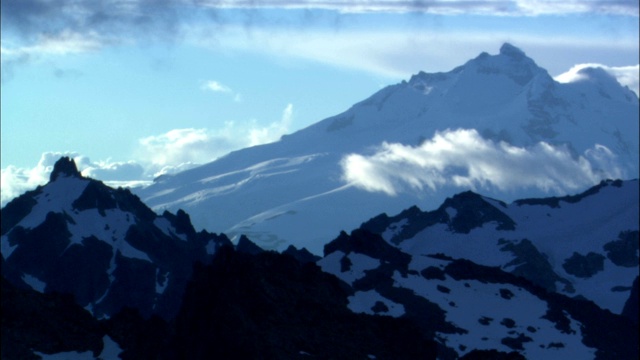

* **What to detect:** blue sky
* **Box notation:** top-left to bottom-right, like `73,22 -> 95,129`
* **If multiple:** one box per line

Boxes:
1,0 -> 639,205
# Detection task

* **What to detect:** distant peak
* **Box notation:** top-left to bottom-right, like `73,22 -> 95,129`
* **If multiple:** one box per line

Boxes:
50,157 -> 82,182
499,43 -> 526,59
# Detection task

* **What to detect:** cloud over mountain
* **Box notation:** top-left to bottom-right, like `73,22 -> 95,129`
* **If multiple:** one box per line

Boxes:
341,129 -> 625,196
0,152 -> 148,207
0,104 -> 295,207
555,63 -> 640,96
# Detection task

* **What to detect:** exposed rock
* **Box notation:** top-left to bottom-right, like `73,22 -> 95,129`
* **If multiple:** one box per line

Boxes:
72,181 -> 117,216
460,349 -> 525,360
441,192 -> 515,233
501,333 -> 533,351
421,266 -> 446,280
167,246 -> 438,359
622,277 -> 639,326
282,245 -> 321,264
443,257 -> 638,359
514,179 -> 624,208
236,235 -> 264,255
499,239 -> 570,292
562,252 -> 605,278
49,156 -> 82,182
499,288 -> 515,299
323,229 -> 411,274
603,230 -> 639,267
360,206 -> 448,245
1,277 -> 104,360
1,189 -> 40,236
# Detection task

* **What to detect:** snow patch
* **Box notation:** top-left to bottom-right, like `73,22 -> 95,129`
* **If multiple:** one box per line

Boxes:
0,234 -> 18,259
381,218 -> 408,242
155,268 -> 169,295
17,176 -> 89,230
67,208 -> 134,247
392,271 -> 596,358
33,335 -> 122,360
348,290 -> 405,317
318,251 -> 380,285
22,273 -> 46,292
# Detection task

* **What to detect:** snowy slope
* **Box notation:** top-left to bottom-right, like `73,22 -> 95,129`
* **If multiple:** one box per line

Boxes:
136,43 -> 639,254
357,179 -> 639,314
1,157 -> 230,320
318,181 -> 638,358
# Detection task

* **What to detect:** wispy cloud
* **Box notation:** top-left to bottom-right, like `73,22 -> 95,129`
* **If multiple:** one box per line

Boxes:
248,103 -> 293,146
136,103 -> 293,176
341,129 -> 625,197
189,26 -> 639,79
0,103 -> 296,207
201,80 -> 243,101
201,0 -> 639,16
2,0 -> 638,81
0,152 -> 149,207
202,80 -> 232,93
555,63 -> 640,96
3,0 -> 637,53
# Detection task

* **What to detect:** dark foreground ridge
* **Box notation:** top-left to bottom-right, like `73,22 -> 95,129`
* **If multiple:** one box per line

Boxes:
1,247 -> 438,360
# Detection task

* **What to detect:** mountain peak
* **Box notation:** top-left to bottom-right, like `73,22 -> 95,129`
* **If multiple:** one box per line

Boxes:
463,42 -> 545,86
50,157 -> 82,182
499,43 -> 526,59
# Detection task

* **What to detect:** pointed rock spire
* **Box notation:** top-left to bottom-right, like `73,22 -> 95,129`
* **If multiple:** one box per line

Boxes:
50,157 -> 82,182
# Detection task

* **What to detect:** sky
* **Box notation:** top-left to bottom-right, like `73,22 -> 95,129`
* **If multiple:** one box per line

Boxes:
1,0 -> 639,206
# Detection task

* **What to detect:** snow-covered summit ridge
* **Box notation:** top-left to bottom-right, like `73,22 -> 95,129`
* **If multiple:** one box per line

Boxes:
412,42 -> 545,87
136,43 -> 639,254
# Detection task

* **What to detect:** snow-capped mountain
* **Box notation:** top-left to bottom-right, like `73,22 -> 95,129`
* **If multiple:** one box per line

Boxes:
318,179 -> 638,358
135,43 -> 639,254
1,157 -> 231,320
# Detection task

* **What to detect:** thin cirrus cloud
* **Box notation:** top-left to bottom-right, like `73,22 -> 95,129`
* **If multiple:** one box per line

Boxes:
202,0 -> 639,17
341,129 -> 625,197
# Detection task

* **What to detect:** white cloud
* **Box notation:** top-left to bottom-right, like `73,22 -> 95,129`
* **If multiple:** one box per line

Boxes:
202,80 -> 232,93
555,63 -> 640,96
201,80 -> 243,102
341,129 -> 625,197
0,152 -> 150,207
248,103 -> 294,146
0,103 -> 296,206
135,127 -> 235,178
136,103 -> 294,176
